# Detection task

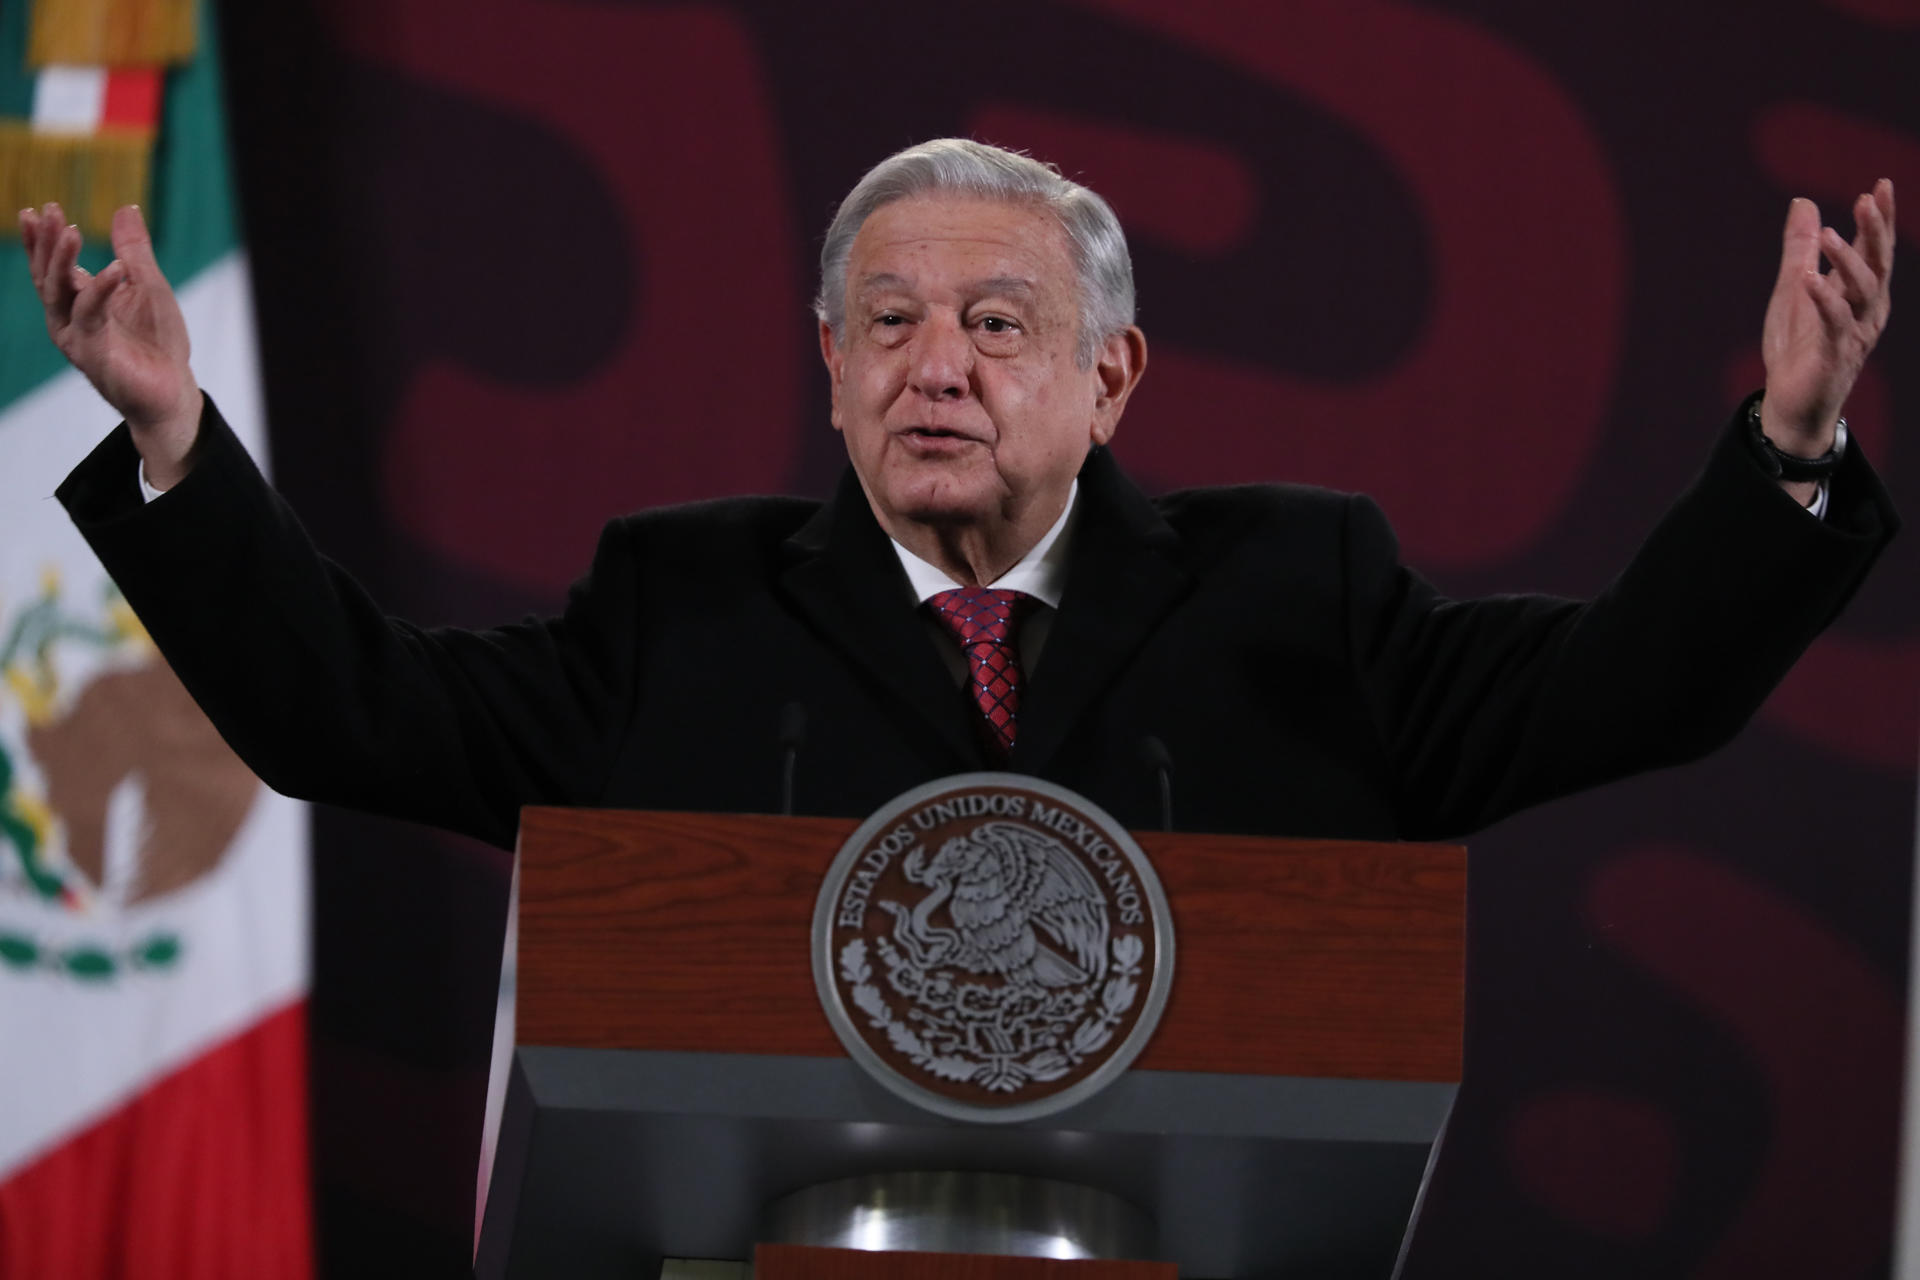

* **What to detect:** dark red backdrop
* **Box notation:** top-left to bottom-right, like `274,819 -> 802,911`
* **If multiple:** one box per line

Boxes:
213,1 -> 1918,1275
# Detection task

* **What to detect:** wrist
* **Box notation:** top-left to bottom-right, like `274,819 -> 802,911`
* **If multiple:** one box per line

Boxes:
1755,394 -> 1841,459
129,384 -> 204,491
1748,392 -> 1846,481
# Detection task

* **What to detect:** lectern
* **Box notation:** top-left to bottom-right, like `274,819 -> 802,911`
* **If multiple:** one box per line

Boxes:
475,808 -> 1465,1279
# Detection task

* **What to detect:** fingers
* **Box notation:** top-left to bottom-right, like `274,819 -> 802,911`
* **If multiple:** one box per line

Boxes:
1803,268 -> 1856,338
1775,196 -> 1823,289
109,204 -> 163,286
19,211 -> 43,294
1822,225 -> 1880,317
23,204 -> 169,340
25,205 -> 58,292
1851,186 -> 1894,285
25,203 -> 72,298
1872,178 -> 1895,285
1777,181 -> 1896,330
31,204 -> 70,285
41,213 -> 82,323
69,259 -> 127,333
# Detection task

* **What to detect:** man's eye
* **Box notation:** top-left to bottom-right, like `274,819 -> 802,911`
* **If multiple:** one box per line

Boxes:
978,316 -> 1019,333
877,313 -> 906,326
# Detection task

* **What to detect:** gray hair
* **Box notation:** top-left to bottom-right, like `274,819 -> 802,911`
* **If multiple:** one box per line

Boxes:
813,138 -> 1136,368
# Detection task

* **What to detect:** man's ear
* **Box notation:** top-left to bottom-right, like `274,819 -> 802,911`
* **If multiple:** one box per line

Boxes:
819,319 -> 845,432
1089,325 -> 1148,447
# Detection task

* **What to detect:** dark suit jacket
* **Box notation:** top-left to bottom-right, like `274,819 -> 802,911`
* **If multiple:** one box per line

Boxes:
56,398 -> 1897,851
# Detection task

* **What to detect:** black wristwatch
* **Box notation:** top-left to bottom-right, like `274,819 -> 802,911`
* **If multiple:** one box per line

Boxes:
1747,395 -> 1847,482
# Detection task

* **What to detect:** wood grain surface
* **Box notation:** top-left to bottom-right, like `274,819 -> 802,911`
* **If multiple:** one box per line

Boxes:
514,808 -> 1464,1081
754,1244 -> 1177,1279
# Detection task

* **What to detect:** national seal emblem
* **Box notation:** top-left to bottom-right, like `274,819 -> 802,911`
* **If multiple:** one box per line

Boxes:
812,774 -> 1175,1123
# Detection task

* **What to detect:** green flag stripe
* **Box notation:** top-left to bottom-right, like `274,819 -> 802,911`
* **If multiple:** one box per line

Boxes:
0,0 -> 241,409
0,4 -> 38,120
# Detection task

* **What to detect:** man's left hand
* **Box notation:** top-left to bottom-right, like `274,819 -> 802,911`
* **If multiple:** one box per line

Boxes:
1760,179 -> 1895,465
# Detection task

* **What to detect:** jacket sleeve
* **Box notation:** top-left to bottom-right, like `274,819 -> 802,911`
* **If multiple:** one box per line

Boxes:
56,397 -> 644,850
1348,399 -> 1899,840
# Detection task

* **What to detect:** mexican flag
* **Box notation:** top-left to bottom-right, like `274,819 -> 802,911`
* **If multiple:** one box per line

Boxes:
0,2 -> 311,1276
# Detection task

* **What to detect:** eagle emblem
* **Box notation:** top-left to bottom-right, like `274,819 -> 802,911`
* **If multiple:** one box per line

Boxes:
879,821 -> 1108,990
814,776 -> 1173,1123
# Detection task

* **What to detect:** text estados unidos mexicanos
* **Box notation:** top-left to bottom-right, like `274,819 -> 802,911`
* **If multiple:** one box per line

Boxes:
837,793 -> 1146,928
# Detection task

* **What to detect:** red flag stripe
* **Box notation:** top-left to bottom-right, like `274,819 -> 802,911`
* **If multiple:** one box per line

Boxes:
0,1001 -> 312,1280
100,69 -> 163,131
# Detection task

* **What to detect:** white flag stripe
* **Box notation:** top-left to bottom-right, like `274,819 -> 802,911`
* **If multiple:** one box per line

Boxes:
0,251 -> 306,1179
29,66 -> 107,134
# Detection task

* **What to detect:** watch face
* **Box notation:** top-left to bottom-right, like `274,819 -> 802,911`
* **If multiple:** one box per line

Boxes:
812,772 -> 1175,1124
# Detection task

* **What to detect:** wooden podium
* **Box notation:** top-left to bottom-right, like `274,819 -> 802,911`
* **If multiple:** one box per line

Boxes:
475,808 -> 1466,1279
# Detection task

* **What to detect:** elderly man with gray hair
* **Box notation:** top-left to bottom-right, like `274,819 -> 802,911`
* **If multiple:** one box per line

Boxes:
19,139 -> 1900,847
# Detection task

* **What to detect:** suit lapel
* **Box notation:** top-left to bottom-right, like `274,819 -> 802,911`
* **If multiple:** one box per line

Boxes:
1013,448 -> 1191,775
778,468 -> 981,769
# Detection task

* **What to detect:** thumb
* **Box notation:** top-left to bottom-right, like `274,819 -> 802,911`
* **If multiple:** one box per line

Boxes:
1775,197 -> 1821,290
109,204 -> 165,284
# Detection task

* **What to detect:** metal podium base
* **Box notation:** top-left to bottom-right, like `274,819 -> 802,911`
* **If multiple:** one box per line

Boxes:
476,1047 -> 1457,1278
762,1171 -> 1154,1260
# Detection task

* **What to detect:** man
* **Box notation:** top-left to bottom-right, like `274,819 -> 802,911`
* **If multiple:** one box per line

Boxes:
18,140 -> 1900,848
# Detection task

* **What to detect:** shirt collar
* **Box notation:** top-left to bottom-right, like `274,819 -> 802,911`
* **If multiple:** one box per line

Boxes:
890,479 -> 1078,609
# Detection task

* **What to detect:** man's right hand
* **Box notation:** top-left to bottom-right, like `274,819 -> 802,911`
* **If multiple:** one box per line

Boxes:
20,202 -> 202,490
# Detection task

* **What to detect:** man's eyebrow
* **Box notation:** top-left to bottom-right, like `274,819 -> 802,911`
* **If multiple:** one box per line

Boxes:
851,273 -> 1040,302
967,276 -> 1037,301
854,272 -> 912,298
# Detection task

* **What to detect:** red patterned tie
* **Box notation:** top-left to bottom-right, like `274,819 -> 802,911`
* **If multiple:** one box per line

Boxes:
927,587 -> 1032,760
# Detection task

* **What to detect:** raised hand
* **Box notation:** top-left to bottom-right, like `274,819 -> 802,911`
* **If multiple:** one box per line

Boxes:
1759,180 -> 1895,462
19,202 -> 202,488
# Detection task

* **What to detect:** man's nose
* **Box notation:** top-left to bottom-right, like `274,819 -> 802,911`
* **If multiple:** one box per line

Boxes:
907,312 -> 973,400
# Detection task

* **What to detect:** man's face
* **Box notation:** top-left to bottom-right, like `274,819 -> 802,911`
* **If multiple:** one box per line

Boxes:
820,195 -> 1138,543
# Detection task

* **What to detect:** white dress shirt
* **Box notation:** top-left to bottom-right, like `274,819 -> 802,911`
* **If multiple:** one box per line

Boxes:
890,479 -> 1079,684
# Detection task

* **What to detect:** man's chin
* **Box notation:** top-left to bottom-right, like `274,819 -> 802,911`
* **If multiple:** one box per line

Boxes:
892,494 -> 996,528
878,477 -> 1002,530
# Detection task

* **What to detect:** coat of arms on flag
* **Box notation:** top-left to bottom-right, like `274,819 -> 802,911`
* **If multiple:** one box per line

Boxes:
0,574 -> 260,976
0,2 -> 313,1276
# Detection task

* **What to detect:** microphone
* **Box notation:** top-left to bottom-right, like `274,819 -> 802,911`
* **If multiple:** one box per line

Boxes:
1139,734 -> 1173,833
777,701 -> 807,816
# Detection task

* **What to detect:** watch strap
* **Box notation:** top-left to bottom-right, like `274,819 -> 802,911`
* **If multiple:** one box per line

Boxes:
1746,394 -> 1847,482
